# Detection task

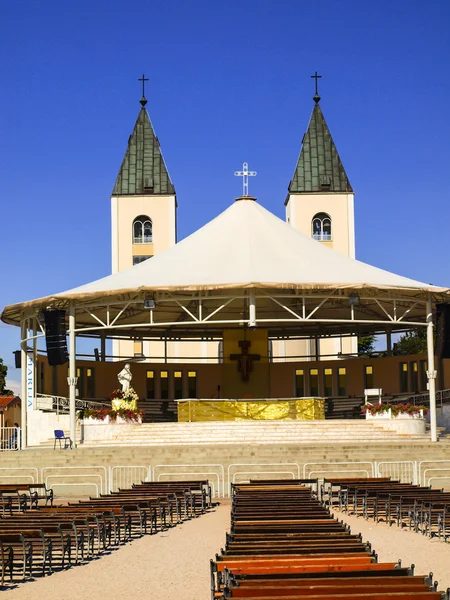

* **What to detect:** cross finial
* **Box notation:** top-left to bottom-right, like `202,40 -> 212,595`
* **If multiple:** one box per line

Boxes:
311,71 -> 322,103
234,162 -> 257,196
138,74 -> 149,107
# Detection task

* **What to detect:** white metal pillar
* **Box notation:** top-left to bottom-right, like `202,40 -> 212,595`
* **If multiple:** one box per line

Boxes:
68,305 -> 77,448
249,290 -> 256,327
426,294 -> 438,442
32,318 -> 37,397
20,319 -> 27,449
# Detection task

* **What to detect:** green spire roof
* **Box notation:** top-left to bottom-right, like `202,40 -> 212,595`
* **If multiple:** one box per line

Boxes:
288,103 -> 352,195
112,106 -> 175,196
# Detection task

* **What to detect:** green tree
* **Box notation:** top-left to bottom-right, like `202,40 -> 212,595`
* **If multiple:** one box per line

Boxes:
0,358 -> 13,395
395,328 -> 428,355
358,335 -> 375,356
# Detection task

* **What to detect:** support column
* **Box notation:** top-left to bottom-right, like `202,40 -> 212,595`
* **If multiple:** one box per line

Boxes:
68,305 -> 77,448
249,290 -> 256,327
386,330 -> 392,356
20,319 -> 27,449
426,295 -> 438,443
32,318 -> 37,397
100,333 -> 106,361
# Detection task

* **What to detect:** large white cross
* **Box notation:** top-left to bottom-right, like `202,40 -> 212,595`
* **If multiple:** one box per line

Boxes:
234,162 -> 257,196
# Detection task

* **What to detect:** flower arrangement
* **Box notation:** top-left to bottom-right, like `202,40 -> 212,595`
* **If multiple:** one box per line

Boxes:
362,403 -> 428,417
78,406 -> 144,423
110,388 -> 139,403
111,387 -> 139,412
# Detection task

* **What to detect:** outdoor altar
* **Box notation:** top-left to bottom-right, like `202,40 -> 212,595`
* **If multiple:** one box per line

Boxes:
176,398 -> 325,422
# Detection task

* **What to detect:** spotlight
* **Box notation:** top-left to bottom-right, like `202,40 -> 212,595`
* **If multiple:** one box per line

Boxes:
144,297 -> 156,309
349,293 -> 360,307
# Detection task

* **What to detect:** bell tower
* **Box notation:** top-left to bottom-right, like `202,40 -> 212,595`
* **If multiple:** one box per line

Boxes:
111,78 -> 177,360
284,75 -> 357,360
285,74 -> 355,258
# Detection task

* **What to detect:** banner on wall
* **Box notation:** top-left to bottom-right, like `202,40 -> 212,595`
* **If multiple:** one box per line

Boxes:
26,353 -> 34,411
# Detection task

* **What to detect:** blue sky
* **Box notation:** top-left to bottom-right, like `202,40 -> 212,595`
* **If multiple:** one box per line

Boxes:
1,0 -> 450,392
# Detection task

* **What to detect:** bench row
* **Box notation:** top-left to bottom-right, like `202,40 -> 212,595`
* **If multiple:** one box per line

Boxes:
210,480 -> 446,600
323,477 -> 450,540
0,479 -> 213,588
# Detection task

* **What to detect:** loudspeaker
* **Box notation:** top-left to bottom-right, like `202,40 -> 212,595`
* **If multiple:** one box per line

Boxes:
13,350 -> 21,369
435,304 -> 450,359
43,309 -> 69,366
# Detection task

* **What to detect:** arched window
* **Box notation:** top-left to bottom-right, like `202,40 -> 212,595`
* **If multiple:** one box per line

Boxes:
311,212 -> 332,241
133,215 -> 152,244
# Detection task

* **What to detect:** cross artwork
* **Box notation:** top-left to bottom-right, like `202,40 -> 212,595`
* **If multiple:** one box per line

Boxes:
234,162 -> 257,197
138,74 -> 149,106
311,71 -> 322,103
230,340 -> 261,382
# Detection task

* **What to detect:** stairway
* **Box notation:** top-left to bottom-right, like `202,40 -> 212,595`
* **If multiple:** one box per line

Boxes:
139,400 -> 177,423
81,419 -> 433,447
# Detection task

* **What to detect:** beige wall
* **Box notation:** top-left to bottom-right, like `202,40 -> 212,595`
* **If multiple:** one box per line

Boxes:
111,194 -> 176,273
286,192 -> 355,258
271,339 -> 311,362
285,191 -> 357,359
111,193 -> 176,359
111,339 -> 220,364
1,403 -> 21,427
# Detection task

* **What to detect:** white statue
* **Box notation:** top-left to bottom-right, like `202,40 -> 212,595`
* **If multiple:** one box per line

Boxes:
117,363 -> 132,392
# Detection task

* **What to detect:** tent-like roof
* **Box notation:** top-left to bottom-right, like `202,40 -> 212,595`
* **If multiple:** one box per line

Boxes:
1,197 -> 448,331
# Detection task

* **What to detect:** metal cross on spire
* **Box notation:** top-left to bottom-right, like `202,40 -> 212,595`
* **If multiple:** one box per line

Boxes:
138,74 -> 149,107
234,162 -> 257,196
311,71 -> 322,103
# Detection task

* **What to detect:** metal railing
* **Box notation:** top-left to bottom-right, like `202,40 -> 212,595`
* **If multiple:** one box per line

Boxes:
0,460 -> 448,494
312,233 -> 332,242
390,388 -> 450,409
35,394 -> 109,415
0,427 -> 21,451
133,235 -> 152,244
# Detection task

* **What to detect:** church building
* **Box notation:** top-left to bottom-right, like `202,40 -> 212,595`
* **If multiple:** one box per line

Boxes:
8,76 -> 445,425
111,77 -> 357,365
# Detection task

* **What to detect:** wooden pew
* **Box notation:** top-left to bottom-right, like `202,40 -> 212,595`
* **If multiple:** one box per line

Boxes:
210,481 -> 445,600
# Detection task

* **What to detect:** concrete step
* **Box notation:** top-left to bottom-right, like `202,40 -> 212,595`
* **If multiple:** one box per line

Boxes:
70,419 -> 430,447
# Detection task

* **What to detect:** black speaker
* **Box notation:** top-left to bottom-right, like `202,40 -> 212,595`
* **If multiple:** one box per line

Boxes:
435,304 -> 450,359
13,350 -> 21,369
43,309 -> 69,366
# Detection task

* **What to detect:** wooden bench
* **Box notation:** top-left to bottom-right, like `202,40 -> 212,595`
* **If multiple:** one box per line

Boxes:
0,478 -> 216,588
209,481 -> 445,600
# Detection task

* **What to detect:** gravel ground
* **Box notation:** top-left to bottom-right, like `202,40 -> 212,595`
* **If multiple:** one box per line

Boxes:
2,503 -> 231,600
335,509 -> 450,590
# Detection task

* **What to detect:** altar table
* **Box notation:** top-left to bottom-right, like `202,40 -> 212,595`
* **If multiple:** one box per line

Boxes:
177,398 -> 325,422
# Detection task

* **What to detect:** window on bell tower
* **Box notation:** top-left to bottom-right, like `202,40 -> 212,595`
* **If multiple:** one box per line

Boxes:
133,215 -> 153,243
312,213 -> 332,241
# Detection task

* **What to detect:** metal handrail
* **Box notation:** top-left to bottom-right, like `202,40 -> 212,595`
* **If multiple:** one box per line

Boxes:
35,394 -> 109,415
389,388 -> 450,410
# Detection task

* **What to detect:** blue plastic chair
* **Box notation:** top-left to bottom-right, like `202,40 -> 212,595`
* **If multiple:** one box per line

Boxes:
54,430 -> 72,450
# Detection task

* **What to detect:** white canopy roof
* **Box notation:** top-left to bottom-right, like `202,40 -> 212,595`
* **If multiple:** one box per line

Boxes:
2,197 -> 448,328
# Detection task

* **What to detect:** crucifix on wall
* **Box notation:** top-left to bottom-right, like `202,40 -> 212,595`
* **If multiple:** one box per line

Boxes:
230,340 -> 261,382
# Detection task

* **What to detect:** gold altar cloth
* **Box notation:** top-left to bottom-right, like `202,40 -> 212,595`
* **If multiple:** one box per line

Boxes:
111,399 -> 138,411
177,398 -> 324,422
